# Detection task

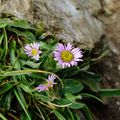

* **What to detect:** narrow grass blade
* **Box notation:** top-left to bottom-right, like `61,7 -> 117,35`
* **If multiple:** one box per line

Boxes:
81,93 -> 103,103
81,105 -> 93,120
13,89 -> 31,120
0,113 -> 7,120
1,69 -> 63,87
53,110 -> 66,120
99,89 -> 120,97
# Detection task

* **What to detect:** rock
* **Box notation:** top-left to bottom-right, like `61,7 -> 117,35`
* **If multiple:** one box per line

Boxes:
100,0 -> 120,55
100,0 -> 117,15
0,0 -> 33,20
75,0 -> 101,13
0,0 -> 104,49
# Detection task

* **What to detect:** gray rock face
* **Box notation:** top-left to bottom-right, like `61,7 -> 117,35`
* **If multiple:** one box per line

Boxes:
0,0 -> 32,20
0,0 -> 104,49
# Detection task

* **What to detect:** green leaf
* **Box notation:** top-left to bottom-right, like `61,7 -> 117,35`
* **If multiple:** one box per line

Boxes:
34,103 -> 46,120
62,79 -> 84,94
39,41 -> 54,50
14,89 -> 31,120
55,98 -> 72,106
53,110 -> 66,120
0,28 -> 8,61
0,18 -> 12,26
0,91 -> 13,110
58,66 -> 80,78
36,94 -> 53,102
1,69 -> 53,77
4,91 -> 12,110
79,62 -> 90,71
8,19 -> 35,30
57,63 -> 90,78
69,102 -> 85,109
82,72 -> 102,82
10,40 -> 21,69
80,72 -> 101,92
81,105 -> 93,120
99,89 -> 120,97
67,108 -> 76,120
81,93 -> 103,103
0,81 -> 16,94
55,98 -> 84,110
21,60 -> 41,69
7,27 -> 36,41
20,83 -> 33,93
0,23 -> 7,28
21,112 -> 32,120
0,18 -> 34,30
68,63 -> 90,77
19,75 -> 35,86
0,113 -> 7,120
0,33 -> 4,45
65,93 -> 82,102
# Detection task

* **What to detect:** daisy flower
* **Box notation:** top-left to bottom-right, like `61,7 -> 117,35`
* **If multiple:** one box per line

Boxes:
54,43 -> 83,68
24,42 -> 42,61
36,75 -> 57,92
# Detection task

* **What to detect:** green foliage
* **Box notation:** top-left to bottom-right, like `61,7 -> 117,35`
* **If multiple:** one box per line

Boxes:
99,89 -> 120,97
0,16 -> 120,120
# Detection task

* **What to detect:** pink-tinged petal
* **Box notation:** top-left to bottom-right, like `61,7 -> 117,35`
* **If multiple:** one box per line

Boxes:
54,56 -> 61,60
76,59 -> 83,61
54,51 -> 61,57
31,43 -> 35,48
73,61 -> 78,66
74,53 -> 83,58
32,43 -> 38,49
65,62 -> 71,67
62,63 -> 65,68
70,61 -> 75,66
71,48 -> 80,54
36,84 -> 48,92
46,75 -> 57,88
38,50 -> 42,54
34,54 -> 40,61
48,74 -> 56,81
65,43 -> 73,50
54,53 -> 61,60
58,60 -> 63,65
36,43 -> 40,50
54,57 -> 60,61
25,45 -> 32,51
74,58 -> 81,61
56,43 -> 65,52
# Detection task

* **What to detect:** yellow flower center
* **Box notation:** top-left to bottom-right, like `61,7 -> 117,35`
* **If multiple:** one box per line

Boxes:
61,50 -> 74,62
31,49 -> 38,56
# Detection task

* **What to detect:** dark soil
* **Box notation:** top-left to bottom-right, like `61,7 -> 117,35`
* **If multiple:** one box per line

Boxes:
92,1 -> 120,119
83,38 -> 120,120
92,54 -> 120,120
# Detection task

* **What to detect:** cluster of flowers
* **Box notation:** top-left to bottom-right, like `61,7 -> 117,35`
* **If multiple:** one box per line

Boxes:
24,42 -> 83,92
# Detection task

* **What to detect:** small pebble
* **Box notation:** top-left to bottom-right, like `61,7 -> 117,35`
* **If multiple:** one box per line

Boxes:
118,64 -> 120,71
116,101 -> 120,106
115,82 -> 119,87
